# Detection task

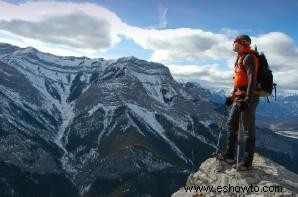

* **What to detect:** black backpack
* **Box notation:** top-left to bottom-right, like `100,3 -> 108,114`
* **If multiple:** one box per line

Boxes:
242,48 -> 277,102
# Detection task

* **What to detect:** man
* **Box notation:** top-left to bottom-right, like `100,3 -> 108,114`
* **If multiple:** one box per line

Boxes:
218,35 -> 259,171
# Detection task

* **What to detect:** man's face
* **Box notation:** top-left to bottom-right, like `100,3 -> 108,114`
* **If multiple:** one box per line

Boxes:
233,42 -> 245,53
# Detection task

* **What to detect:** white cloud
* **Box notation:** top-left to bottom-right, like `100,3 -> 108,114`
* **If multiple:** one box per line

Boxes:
0,1 -> 124,52
0,12 -> 112,50
0,1 -> 234,62
0,30 -> 99,57
0,1 -> 297,93
165,32 -> 298,92
252,32 -> 298,91
157,5 -> 168,28
120,27 -> 234,63
167,64 -> 232,89
253,32 -> 298,70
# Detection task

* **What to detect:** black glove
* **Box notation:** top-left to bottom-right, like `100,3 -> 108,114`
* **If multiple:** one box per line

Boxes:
236,99 -> 249,111
224,97 -> 233,106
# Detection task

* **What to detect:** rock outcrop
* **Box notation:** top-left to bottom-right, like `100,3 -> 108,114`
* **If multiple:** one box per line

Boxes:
172,153 -> 298,196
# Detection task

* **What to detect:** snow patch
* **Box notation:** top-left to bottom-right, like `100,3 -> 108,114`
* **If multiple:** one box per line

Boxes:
54,83 -> 75,153
87,103 -> 116,117
127,103 -> 190,163
96,106 -> 116,145
127,103 -> 164,134
275,130 -> 298,139
81,184 -> 92,195
200,120 -> 212,128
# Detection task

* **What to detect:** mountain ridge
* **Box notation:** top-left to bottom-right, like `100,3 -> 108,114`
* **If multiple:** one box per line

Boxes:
0,43 -> 220,196
0,43 -> 297,196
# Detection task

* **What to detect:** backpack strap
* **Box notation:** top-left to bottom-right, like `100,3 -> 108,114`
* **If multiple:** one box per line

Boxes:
238,51 -> 258,71
234,56 -> 240,68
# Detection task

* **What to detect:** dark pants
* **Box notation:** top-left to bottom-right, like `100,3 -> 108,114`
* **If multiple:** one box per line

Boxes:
225,95 -> 259,166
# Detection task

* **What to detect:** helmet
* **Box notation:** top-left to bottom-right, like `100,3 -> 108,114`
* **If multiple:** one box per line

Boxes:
234,35 -> 251,46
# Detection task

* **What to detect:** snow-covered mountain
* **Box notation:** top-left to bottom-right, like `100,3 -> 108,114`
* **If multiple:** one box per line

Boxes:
0,43 -> 297,196
0,43 -> 224,196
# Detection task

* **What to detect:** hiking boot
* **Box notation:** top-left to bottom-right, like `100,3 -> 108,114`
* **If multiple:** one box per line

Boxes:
233,161 -> 252,171
233,138 -> 255,171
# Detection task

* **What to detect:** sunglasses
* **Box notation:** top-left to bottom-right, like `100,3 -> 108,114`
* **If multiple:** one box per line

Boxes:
234,39 -> 250,45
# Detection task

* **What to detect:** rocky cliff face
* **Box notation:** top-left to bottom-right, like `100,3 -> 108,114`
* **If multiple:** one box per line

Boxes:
172,154 -> 298,196
0,43 -> 222,196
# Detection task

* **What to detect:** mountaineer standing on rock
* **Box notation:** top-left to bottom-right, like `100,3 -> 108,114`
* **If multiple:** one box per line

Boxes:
217,35 -> 260,170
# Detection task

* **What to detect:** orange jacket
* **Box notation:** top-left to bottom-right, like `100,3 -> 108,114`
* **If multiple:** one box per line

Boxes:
233,50 -> 259,90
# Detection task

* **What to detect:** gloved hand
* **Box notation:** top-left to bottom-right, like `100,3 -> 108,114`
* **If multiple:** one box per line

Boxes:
224,97 -> 233,106
236,99 -> 249,111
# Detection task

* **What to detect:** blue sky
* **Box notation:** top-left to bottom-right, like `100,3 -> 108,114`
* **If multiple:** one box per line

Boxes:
85,0 -> 298,41
0,0 -> 298,94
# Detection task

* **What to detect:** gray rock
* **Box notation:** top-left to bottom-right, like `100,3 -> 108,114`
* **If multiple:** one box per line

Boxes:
172,154 -> 298,197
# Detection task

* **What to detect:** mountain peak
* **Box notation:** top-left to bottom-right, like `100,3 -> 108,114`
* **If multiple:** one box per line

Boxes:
172,154 -> 298,196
